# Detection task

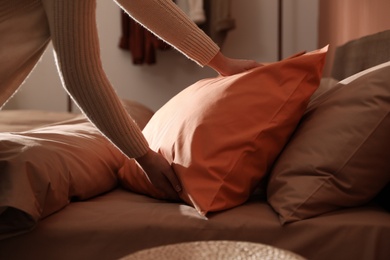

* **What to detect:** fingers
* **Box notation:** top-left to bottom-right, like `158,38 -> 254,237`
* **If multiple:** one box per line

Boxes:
220,59 -> 262,76
136,149 -> 182,200
145,167 -> 181,201
244,60 -> 263,71
163,167 -> 182,193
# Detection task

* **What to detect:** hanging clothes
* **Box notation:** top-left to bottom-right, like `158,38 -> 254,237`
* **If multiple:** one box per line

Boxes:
176,0 -> 235,48
188,0 -> 206,24
118,10 -> 170,65
176,0 -> 206,25
199,0 -> 235,48
118,0 -> 234,63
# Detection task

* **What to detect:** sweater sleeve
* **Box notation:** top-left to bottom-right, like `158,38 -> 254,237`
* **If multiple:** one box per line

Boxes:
42,0 -> 149,158
115,0 -> 220,66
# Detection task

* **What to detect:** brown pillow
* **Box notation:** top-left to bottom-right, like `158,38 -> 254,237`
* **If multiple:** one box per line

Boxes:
309,77 -> 338,102
118,47 -> 328,216
267,61 -> 390,224
0,100 -> 154,239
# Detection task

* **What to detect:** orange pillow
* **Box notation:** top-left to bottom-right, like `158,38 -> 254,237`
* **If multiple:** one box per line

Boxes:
118,47 -> 328,215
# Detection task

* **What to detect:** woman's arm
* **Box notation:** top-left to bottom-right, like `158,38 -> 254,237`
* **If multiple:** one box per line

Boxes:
115,0 -> 219,66
207,52 -> 262,76
115,0 -> 261,74
42,0 -> 149,159
41,0 -> 259,199
42,0 -> 181,199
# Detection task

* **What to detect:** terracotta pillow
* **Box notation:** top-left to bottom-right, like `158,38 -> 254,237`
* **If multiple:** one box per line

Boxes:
118,47 -> 328,215
267,61 -> 390,224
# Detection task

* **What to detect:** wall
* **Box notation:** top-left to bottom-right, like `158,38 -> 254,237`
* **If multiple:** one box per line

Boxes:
4,0 -> 319,112
318,0 -> 390,76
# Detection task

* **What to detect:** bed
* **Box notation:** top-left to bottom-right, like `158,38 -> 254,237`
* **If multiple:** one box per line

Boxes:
1,32 -> 390,260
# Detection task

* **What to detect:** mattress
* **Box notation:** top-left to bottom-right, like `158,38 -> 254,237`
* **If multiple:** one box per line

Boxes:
1,109 -> 389,260
0,188 -> 389,260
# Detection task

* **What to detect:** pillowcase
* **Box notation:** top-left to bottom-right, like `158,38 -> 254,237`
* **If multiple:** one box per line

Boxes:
0,117 -> 123,239
267,61 -> 390,224
118,47 -> 328,216
309,77 -> 338,102
0,100 -> 154,239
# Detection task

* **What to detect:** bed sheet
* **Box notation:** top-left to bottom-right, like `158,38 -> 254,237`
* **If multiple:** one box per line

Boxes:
1,109 -> 389,260
0,110 -> 78,132
0,104 -> 153,239
0,188 -> 389,260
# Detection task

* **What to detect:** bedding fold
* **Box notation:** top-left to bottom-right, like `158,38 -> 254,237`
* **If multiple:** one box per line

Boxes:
0,100 -> 154,239
0,116 -> 125,239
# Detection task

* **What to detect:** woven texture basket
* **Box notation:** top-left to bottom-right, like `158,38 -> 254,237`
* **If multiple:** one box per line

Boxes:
122,240 -> 306,260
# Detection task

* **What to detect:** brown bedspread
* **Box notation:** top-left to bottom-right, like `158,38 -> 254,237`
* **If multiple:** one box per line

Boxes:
0,188 -> 389,260
1,109 -> 389,260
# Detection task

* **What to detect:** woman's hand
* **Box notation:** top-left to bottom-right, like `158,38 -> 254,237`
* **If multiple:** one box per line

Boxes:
207,51 -> 263,76
136,149 -> 181,201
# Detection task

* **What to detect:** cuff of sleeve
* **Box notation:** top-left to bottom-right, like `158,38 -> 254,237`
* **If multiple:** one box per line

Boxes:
177,31 -> 220,66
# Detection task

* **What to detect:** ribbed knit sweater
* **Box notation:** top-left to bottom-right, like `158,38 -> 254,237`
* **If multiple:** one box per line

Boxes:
0,0 -> 219,158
